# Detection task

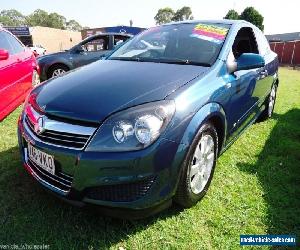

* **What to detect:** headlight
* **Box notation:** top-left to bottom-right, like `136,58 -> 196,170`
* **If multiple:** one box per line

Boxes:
86,100 -> 175,152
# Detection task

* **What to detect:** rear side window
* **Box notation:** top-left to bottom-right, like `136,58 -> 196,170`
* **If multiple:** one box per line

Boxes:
82,36 -> 109,51
4,32 -> 24,55
232,27 -> 259,59
113,35 -> 130,46
255,29 -> 271,56
0,31 -> 14,53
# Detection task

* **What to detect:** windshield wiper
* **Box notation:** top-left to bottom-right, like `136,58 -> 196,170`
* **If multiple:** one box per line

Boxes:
108,57 -> 141,62
108,57 -> 211,67
157,58 -> 211,67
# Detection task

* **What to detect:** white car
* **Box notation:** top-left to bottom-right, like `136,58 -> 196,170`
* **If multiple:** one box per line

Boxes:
30,45 -> 46,56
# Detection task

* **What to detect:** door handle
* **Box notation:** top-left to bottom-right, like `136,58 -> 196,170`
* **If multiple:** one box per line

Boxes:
261,69 -> 268,75
236,83 -> 242,94
258,69 -> 268,79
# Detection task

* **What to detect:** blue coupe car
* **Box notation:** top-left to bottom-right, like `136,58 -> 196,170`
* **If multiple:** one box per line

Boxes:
18,20 -> 278,217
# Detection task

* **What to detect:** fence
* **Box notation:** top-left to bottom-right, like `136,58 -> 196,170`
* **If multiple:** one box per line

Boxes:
270,41 -> 300,66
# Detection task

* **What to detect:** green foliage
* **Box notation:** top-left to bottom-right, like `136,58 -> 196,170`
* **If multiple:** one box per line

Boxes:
0,68 -> 299,249
154,7 -> 174,25
66,20 -> 83,31
154,6 -> 193,25
224,7 -> 264,31
0,9 -> 26,26
240,7 -> 264,31
26,9 -> 66,29
25,9 -> 48,27
172,6 -> 193,22
47,12 -> 66,30
224,9 -> 239,20
0,8 -> 82,31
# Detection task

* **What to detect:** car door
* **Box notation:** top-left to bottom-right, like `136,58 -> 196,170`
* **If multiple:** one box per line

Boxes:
4,31 -> 33,96
0,31 -> 22,119
254,28 -> 275,99
226,27 -> 265,140
72,35 -> 110,67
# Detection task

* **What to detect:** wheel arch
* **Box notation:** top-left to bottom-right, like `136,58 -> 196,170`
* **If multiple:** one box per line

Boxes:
179,102 -> 227,155
47,62 -> 70,78
171,102 -> 228,199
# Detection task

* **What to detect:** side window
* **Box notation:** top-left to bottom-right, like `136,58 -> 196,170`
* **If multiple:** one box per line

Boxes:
0,31 -> 14,54
82,36 -> 109,52
113,35 -> 129,46
4,32 -> 24,55
232,27 -> 259,59
255,30 -> 270,56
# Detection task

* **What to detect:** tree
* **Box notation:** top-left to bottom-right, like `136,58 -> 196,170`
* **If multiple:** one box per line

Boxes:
0,8 -> 83,31
0,16 -> 13,26
172,6 -> 193,21
47,12 -> 66,29
26,9 -> 49,27
240,7 -> 264,31
154,8 -> 175,25
26,10 -> 67,29
0,9 -> 26,26
66,19 -> 82,31
224,9 -> 239,20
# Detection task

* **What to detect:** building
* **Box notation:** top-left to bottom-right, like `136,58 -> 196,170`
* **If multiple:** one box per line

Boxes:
3,26 -> 32,46
30,26 -> 81,53
266,32 -> 300,66
81,25 -> 145,39
4,26 -> 81,53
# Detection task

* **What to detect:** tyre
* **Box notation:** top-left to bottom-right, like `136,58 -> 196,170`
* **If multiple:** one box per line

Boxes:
32,69 -> 40,87
258,83 -> 278,121
175,122 -> 218,208
48,64 -> 69,79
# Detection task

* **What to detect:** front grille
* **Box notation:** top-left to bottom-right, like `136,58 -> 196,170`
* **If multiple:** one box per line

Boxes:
25,115 -> 93,149
27,158 -> 73,192
85,177 -> 156,202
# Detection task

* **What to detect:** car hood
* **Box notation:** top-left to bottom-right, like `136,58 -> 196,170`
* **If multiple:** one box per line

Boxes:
36,60 -> 210,124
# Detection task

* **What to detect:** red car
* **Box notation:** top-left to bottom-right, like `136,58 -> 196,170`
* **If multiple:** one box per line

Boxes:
0,27 -> 40,121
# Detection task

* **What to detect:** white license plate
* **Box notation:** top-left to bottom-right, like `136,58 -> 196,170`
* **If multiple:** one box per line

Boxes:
28,143 -> 55,175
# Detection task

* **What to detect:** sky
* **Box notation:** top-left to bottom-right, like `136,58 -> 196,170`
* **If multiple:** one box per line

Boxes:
0,0 -> 299,35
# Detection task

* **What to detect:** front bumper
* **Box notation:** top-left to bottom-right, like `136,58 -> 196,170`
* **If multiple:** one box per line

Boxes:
18,114 -> 187,213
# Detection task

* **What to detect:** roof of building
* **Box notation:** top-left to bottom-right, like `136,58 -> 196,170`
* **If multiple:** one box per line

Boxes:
266,32 -> 300,42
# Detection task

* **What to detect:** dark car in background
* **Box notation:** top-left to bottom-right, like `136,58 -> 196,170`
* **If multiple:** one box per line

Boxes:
38,33 -> 131,81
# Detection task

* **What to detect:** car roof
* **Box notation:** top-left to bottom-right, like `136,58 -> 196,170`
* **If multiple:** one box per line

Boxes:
162,19 -> 252,26
86,32 -> 133,38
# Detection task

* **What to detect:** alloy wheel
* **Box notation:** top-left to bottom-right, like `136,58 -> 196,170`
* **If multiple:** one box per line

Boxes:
189,134 -> 215,194
268,85 -> 276,117
52,68 -> 66,77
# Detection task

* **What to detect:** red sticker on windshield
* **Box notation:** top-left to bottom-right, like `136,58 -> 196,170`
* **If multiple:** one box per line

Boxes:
191,24 -> 228,44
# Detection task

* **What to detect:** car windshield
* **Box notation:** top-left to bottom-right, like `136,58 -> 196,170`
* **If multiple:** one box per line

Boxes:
108,23 -> 230,66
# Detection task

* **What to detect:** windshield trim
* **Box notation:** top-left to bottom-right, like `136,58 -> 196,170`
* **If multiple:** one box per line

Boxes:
108,56 -> 212,67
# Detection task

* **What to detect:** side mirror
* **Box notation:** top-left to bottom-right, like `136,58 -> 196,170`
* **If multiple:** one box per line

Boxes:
0,49 -> 9,60
74,46 -> 85,53
236,53 -> 265,71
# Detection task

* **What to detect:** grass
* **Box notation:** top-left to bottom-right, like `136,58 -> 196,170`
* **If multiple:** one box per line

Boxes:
0,67 -> 299,249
